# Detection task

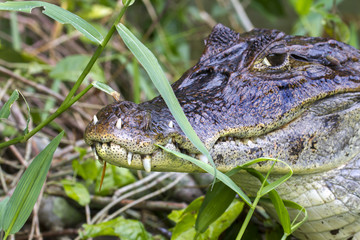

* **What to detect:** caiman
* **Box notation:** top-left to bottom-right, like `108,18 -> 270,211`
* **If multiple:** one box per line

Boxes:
85,24 -> 360,240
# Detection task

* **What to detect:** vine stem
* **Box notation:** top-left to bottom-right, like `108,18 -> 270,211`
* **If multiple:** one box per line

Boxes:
0,2 -> 131,149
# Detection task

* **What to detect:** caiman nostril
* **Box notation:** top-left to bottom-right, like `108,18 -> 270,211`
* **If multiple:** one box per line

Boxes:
118,101 -> 138,113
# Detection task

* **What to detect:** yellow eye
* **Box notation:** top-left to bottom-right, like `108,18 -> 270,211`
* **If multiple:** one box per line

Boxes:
264,53 -> 288,67
262,57 -> 272,66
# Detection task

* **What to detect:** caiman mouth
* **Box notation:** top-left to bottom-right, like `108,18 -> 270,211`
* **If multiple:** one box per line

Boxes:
89,130 -> 251,173
85,92 -> 360,173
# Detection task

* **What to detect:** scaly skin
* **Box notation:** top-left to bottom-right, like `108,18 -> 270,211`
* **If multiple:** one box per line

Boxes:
85,24 -> 360,239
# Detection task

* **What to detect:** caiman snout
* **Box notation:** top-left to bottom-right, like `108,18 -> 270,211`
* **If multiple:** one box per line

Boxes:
85,100 -> 160,154
85,100 -> 201,172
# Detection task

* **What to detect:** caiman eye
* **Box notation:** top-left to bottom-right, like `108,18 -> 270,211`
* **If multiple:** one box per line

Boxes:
262,53 -> 288,67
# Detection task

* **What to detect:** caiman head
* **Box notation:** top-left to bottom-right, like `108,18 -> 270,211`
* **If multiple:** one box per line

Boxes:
85,24 -> 360,174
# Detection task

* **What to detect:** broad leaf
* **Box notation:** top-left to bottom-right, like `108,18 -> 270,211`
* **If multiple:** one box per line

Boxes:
95,165 -> 136,195
80,216 -> 152,239
0,1 -> 103,44
62,180 -> 91,206
195,182 -> 236,233
72,159 -> 98,182
169,197 -> 244,240
50,55 -> 105,83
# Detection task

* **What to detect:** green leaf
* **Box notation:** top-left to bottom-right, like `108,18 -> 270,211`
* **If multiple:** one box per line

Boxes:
10,12 -> 21,51
122,0 -> 136,6
0,90 -> 19,119
195,182 -> 236,234
72,159 -> 98,181
290,0 -> 313,16
349,23 -> 359,49
2,131 -> 63,235
245,168 -> 292,234
92,81 -> 117,95
0,197 -> 10,231
80,216 -> 152,239
77,4 -> 112,20
116,23 -> 216,181
61,179 -> 90,206
169,197 -> 244,240
283,200 -> 307,233
0,1 -> 104,44
95,165 -> 136,195
74,146 -> 88,160
157,145 -> 252,206
50,55 -> 105,83
223,157 -> 304,236
260,170 -> 292,196
92,81 -> 121,102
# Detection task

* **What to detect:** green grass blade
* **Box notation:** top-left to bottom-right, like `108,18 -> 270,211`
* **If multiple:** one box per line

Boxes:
92,81 -> 120,101
2,131 -> 64,234
225,157 -> 297,235
116,23 -> 216,177
92,81 -> 117,95
0,197 -> 10,231
245,168 -> 292,234
261,170 -> 292,196
0,1 -> 103,44
10,12 -> 21,51
283,200 -> 308,232
227,158 -> 294,196
157,145 -> 252,206
0,90 -> 19,119
195,182 -> 236,234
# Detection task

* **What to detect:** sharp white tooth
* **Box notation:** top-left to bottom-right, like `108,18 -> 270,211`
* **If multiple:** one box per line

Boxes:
93,115 -> 98,124
197,154 -> 209,164
116,118 -> 122,129
127,152 -> 133,165
143,155 -> 152,172
92,146 -> 99,160
168,120 -> 174,128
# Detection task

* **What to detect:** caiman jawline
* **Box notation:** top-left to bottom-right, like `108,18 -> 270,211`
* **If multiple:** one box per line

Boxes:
91,137 -> 218,172
89,120 -> 283,173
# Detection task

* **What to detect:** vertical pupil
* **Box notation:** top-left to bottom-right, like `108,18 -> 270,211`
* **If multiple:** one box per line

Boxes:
267,53 -> 287,66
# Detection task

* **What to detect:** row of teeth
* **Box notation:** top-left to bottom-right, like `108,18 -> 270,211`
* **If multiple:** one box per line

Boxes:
92,115 -> 209,171
91,143 -> 209,173
218,136 -> 234,142
93,115 -> 175,130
